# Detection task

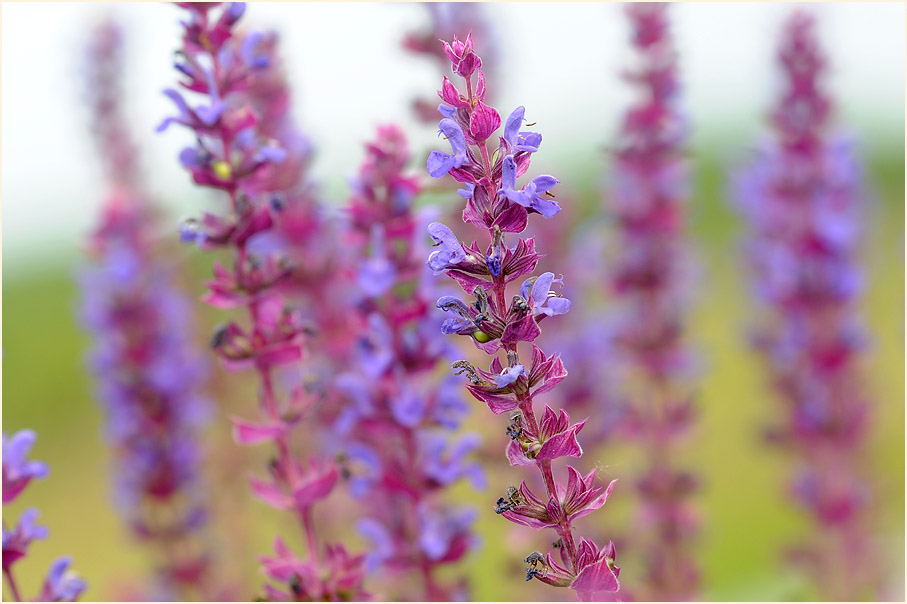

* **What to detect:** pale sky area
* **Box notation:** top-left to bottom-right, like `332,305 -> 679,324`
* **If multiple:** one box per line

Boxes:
2,2 -> 904,273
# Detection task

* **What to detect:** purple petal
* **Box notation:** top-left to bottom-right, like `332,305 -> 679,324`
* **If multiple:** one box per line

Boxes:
427,151 -> 457,179
504,106 -> 526,145
501,155 -> 517,191
438,118 -> 467,157
494,364 -> 525,388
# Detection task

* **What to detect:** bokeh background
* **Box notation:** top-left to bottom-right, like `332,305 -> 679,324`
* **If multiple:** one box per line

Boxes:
2,2 -> 904,601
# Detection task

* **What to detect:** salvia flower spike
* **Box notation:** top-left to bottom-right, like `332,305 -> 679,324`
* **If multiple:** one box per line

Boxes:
80,19 -> 214,598
733,12 -> 878,600
425,34 -> 620,601
339,125 -> 481,600
159,4 -> 365,599
2,430 -> 87,602
605,4 -> 700,599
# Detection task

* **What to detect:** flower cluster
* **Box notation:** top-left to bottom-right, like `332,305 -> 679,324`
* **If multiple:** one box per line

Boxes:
733,12 -> 876,600
335,125 -> 482,600
80,20 -> 214,598
402,3 -> 497,123
605,4 -> 699,598
159,3 -> 365,599
2,430 -> 87,602
425,34 -> 620,601
80,192 -> 214,598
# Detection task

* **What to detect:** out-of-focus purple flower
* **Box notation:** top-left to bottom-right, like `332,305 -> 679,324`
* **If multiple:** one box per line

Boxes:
2,508 -> 48,570
259,539 -> 368,602
593,4 -> 701,598
732,11 -> 877,600
337,125 -> 480,599
1,430 -> 85,601
2,430 -> 49,504
80,189 -> 213,597
37,557 -> 88,603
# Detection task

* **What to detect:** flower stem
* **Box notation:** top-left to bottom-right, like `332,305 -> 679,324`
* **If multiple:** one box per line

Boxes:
4,568 -> 22,602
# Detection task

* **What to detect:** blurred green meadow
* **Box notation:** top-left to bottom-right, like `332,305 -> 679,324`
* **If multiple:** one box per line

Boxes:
2,143 -> 903,601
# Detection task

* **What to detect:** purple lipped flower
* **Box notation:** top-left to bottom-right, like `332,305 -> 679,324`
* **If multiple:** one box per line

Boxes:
503,107 -> 542,153
2,508 -> 48,570
427,119 -> 469,178
522,272 -> 572,317
2,430 -> 49,504
427,222 -> 467,273
356,518 -> 394,572
494,364 -> 525,388
357,226 -> 397,297
38,557 -> 88,603
500,156 -> 561,218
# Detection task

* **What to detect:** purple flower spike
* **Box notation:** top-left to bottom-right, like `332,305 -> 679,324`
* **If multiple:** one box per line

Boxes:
338,125 -> 479,599
82,20 -> 216,595
425,34 -> 619,599
159,6 -> 366,599
733,11 -> 879,600
601,5 -> 700,598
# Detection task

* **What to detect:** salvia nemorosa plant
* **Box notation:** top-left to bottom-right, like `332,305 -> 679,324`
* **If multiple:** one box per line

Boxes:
733,12 -> 877,600
424,34 -> 620,601
3,430 -> 87,602
606,4 -> 699,599
403,3 -> 497,124
338,125 -> 483,600
159,3 -> 366,599
79,20 -> 214,599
